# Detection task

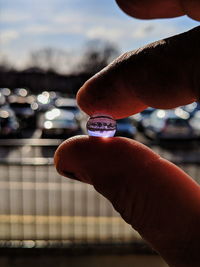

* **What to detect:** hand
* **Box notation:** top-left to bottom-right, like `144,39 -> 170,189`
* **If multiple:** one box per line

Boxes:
54,2 -> 200,267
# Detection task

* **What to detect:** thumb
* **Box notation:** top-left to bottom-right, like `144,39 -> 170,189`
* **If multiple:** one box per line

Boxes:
54,136 -> 200,267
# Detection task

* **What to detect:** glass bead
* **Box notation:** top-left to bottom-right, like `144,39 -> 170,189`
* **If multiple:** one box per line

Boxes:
86,114 -> 116,137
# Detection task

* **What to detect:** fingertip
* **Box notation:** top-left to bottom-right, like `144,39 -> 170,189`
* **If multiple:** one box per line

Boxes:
54,135 -> 89,181
54,135 -> 160,185
115,0 -> 184,19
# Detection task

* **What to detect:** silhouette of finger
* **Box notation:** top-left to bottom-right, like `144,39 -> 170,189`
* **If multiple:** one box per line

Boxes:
54,135 -> 200,266
77,27 -> 200,119
115,0 -> 200,21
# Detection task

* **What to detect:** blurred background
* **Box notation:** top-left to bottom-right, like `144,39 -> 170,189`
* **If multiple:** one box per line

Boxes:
0,0 -> 200,266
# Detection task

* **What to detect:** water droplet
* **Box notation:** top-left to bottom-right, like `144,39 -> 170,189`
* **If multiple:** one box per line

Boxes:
87,114 -> 116,137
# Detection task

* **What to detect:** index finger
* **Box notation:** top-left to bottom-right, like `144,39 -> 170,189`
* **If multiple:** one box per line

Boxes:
77,26 -> 200,119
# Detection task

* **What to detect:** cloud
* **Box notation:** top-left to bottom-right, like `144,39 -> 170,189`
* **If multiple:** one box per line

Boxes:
86,26 -> 123,40
30,10 -> 180,44
130,22 -> 178,40
84,19 -> 179,47
0,0 -> 198,73
0,30 -> 20,45
0,2 -> 182,45
23,23 -> 83,35
0,11 -> 31,23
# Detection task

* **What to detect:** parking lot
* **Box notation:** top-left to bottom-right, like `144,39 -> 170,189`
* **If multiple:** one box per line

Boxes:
0,136 -> 199,243
0,88 -> 200,246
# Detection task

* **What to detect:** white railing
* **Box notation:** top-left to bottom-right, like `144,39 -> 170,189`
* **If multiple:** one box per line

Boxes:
0,139 -> 199,243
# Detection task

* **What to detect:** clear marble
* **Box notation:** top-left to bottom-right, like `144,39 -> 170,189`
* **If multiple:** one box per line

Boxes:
86,114 -> 116,137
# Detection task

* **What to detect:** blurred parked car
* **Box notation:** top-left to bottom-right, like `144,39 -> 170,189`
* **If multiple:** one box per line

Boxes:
9,100 -> 36,129
54,98 -> 80,115
38,108 -> 81,138
189,110 -> 200,137
0,105 -> 19,137
181,102 -> 200,118
142,109 -> 195,140
13,88 -> 29,97
0,92 -> 6,106
36,91 -> 55,112
116,117 -> 136,138
0,88 -> 11,99
132,107 -> 155,132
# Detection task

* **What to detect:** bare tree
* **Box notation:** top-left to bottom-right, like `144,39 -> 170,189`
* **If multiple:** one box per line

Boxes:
28,48 -> 69,73
76,40 -> 120,74
0,55 -> 13,71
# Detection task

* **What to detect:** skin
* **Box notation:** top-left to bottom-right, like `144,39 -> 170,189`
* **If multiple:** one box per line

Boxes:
55,1 -> 200,266
115,0 -> 200,21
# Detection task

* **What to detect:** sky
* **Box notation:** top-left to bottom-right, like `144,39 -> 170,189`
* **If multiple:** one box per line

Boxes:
0,0 -> 199,73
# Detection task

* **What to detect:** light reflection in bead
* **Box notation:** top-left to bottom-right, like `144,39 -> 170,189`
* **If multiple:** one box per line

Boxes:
86,114 -> 116,137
